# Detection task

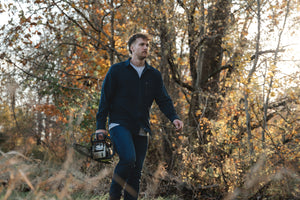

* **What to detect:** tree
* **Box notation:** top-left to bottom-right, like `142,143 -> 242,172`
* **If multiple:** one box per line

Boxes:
0,0 -> 300,199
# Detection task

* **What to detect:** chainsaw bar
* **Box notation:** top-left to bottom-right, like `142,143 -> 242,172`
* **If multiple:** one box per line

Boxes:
73,143 -> 91,158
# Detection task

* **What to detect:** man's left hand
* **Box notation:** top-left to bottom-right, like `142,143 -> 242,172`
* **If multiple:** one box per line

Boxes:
173,119 -> 184,131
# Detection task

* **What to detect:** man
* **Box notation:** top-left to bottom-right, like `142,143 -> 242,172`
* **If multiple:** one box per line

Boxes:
96,33 -> 183,200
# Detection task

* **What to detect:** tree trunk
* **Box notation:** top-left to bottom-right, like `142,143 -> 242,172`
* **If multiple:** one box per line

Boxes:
36,94 -> 43,145
157,1 -> 178,170
189,0 -> 231,130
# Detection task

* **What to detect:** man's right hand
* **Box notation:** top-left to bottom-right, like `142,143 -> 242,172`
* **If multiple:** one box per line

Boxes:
95,129 -> 108,134
95,129 -> 108,140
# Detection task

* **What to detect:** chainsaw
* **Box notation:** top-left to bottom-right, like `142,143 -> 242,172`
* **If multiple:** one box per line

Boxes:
73,132 -> 115,164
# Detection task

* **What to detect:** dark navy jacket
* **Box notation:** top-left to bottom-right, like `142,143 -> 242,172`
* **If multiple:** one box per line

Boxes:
96,58 -> 179,134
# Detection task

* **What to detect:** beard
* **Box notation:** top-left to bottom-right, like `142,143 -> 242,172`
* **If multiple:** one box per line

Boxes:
138,55 -> 147,60
137,52 -> 148,60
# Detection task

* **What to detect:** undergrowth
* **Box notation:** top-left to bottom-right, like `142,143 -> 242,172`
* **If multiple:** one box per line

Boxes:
0,145 -> 299,200
0,148 -> 183,200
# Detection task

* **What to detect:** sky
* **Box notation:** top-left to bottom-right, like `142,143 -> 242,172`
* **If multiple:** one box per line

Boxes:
0,10 -> 8,26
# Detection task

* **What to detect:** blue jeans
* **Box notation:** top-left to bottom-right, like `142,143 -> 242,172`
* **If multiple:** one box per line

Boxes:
109,126 -> 149,200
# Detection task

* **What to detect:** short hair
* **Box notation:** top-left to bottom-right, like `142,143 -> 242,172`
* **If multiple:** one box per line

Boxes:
128,33 -> 150,54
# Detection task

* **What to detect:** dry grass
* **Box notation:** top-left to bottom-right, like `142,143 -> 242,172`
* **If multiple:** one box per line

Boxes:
0,148 -> 180,200
224,155 -> 300,200
1,147 -> 299,200
0,148 -> 113,200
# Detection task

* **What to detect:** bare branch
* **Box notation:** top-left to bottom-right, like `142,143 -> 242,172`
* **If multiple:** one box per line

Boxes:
167,57 -> 195,92
250,49 -> 285,60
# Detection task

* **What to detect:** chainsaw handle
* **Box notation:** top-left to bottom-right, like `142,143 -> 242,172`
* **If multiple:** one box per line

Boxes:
91,132 -> 107,144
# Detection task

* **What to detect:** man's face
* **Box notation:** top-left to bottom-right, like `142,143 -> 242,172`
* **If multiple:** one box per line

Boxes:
130,38 -> 149,60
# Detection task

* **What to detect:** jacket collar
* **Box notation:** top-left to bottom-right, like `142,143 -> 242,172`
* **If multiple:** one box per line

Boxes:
125,58 -> 151,70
